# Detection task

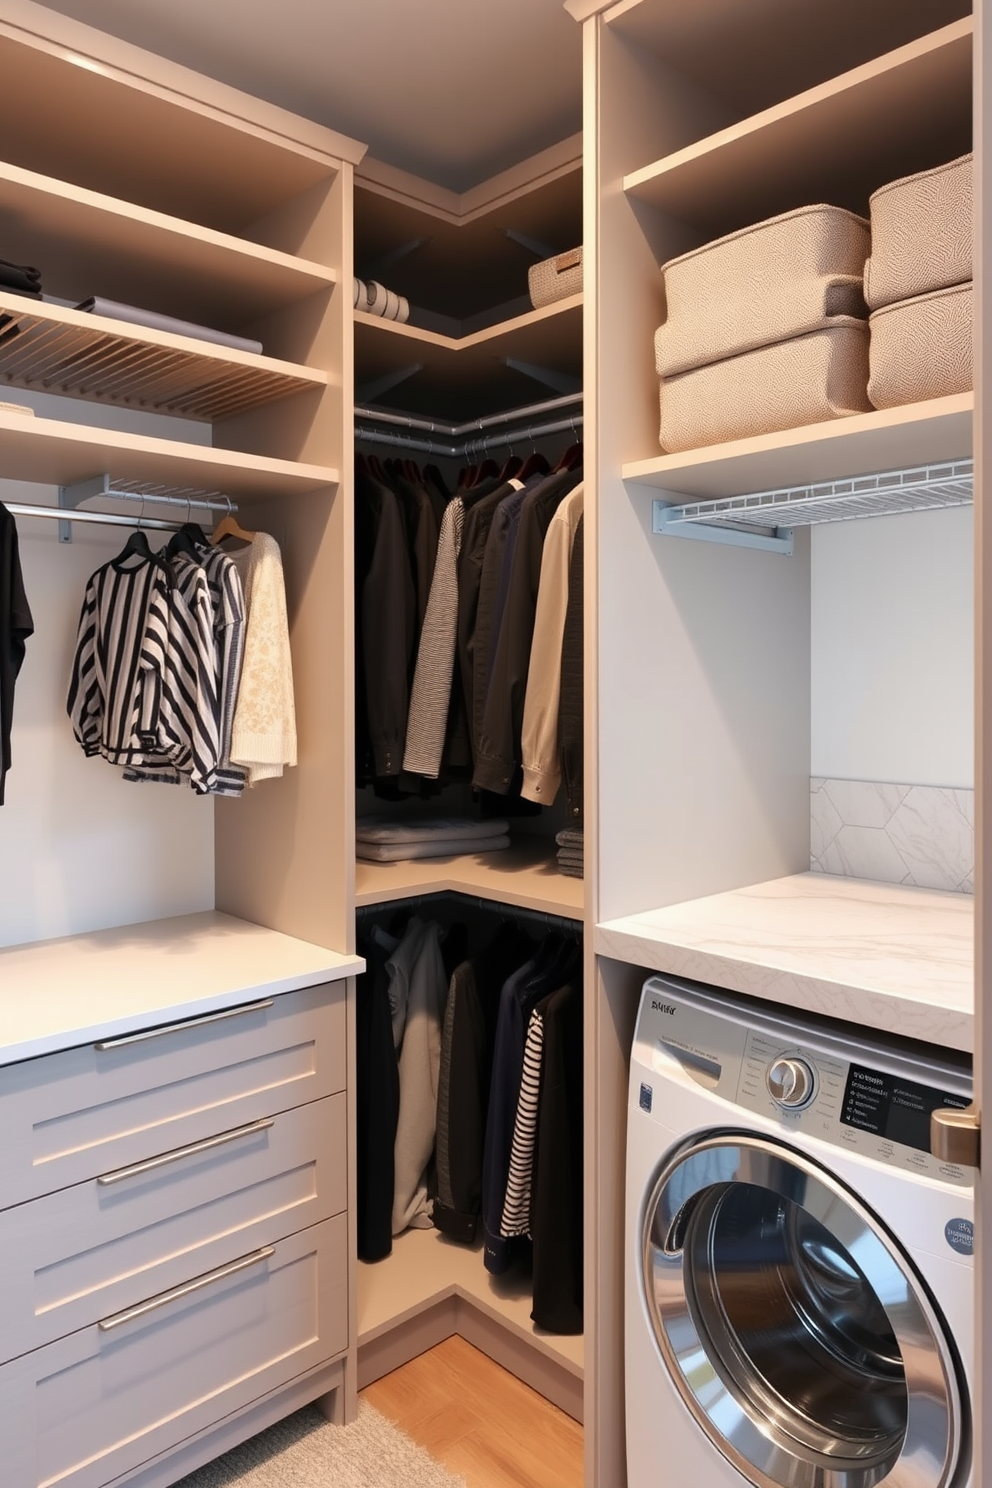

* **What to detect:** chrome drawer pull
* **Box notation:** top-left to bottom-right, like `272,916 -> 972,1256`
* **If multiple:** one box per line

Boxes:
94,999 -> 275,1050
98,1246 -> 276,1332
97,1118 -> 275,1186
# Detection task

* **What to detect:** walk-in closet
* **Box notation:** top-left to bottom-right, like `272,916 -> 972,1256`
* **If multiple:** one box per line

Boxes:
1,1 -> 991,1487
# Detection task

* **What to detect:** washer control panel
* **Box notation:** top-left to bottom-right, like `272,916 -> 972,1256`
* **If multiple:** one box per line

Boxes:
639,977 -> 973,1188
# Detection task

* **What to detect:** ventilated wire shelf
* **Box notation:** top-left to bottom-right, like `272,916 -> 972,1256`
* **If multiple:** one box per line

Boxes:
0,299 -> 316,421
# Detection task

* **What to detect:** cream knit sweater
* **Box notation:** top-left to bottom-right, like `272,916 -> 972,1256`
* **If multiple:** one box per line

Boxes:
227,533 -> 297,785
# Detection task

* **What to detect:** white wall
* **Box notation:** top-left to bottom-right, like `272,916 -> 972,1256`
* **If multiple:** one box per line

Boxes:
0,394 -> 216,949
810,506 -> 973,789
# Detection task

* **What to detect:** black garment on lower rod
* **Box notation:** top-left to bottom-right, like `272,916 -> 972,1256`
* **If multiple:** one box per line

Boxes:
356,930 -> 400,1262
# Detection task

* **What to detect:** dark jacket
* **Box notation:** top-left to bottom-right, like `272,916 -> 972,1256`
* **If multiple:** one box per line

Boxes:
558,513 -> 584,824
357,466 -> 416,778
473,468 -> 581,794
356,928 -> 401,1262
0,503 -> 33,804
531,977 -> 584,1333
455,479 -> 517,769
433,924 -> 536,1243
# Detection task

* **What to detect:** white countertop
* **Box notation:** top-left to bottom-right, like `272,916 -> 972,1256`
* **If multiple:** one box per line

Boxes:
597,873 -> 974,1052
0,911 -> 364,1065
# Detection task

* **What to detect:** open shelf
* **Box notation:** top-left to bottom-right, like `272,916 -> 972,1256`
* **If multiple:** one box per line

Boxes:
0,407 -> 337,498
597,872 -> 974,1052
355,838 -> 584,917
0,294 -> 323,422
0,160 -> 337,332
623,393 -> 972,500
605,0 -> 969,120
358,1226 -> 583,1401
354,295 -> 582,420
624,20 -> 971,235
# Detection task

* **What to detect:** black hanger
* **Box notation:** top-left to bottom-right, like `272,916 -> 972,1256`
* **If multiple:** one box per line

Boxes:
114,528 -> 160,567
166,522 -> 209,562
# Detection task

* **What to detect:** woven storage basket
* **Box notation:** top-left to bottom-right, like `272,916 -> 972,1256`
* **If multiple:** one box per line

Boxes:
655,204 -> 869,378
864,153 -> 972,311
528,247 -> 583,308
659,322 -> 870,453
868,282 -> 972,408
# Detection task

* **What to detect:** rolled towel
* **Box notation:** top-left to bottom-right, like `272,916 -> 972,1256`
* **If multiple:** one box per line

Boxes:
556,829 -> 584,849
358,835 -> 511,863
357,816 -> 509,845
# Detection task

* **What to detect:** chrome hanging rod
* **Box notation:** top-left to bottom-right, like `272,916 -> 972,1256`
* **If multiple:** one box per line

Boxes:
354,391 -> 582,439
5,502 -> 181,532
356,412 -> 583,459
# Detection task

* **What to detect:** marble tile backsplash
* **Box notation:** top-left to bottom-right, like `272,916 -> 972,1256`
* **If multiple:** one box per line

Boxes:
810,778 -> 973,894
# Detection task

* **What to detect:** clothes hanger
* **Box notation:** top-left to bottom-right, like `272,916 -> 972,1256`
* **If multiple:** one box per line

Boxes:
516,427 -> 550,482
114,494 -> 168,569
210,499 -> 256,547
553,441 -> 583,473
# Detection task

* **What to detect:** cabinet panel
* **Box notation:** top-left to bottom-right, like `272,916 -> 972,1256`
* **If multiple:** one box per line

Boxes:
0,1215 -> 347,1488
0,983 -> 345,1206
0,1093 -> 345,1364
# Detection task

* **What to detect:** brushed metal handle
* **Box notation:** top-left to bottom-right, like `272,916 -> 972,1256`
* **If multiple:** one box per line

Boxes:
98,1246 -> 276,1332
97,1118 -> 275,1186
94,998 -> 274,1050
931,1103 -> 980,1167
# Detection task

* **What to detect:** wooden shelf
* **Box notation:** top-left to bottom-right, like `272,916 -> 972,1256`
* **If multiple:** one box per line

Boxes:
0,407 -> 337,498
624,20 -> 971,235
622,393 -> 972,500
355,839 -> 584,917
0,294 -> 323,422
0,160 -> 337,333
354,296 -> 583,420
607,0 -> 968,118
358,1226 -> 583,1386
596,872 -> 974,1052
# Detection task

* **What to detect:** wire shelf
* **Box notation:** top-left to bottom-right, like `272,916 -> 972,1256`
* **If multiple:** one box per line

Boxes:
663,459 -> 973,532
0,298 -> 316,421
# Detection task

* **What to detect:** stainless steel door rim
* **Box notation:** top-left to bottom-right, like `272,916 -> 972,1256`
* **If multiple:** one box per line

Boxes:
642,1133 -> 964,1488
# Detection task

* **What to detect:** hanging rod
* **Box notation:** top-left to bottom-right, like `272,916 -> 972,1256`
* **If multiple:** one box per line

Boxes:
356,890 -> 581,933
5,502 -> 181,532
354,392 -> 582,439
356,412 -> 583,459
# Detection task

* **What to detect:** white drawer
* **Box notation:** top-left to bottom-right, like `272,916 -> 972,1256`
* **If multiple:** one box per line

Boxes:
0,1092 -> 346,1364
0,981 -> 346,1205
0,1214 -> 348,1488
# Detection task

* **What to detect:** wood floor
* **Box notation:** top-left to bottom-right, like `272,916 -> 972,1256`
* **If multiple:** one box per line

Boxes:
361,1336 -> 584,1488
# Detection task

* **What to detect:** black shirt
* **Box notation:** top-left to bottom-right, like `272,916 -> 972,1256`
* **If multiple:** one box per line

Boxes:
0,503 -> 33,805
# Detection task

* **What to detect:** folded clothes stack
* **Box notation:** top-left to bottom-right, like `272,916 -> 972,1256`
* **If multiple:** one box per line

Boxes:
556,827 -> 583,879
0,257 -> 42,299
356,816 -> 510,862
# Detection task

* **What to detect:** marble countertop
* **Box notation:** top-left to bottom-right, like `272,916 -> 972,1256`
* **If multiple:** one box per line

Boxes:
596,873 -> 974,1051
0,911 -> 364,1065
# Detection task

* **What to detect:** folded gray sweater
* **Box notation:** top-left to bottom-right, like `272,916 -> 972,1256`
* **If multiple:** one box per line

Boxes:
357,816 -> 509,845
358,835 -> 511,863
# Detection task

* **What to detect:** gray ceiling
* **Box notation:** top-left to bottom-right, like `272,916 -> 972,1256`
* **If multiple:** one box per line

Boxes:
39,0 -> 583,190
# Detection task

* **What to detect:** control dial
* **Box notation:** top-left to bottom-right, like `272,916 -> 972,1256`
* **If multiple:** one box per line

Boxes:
766,1056 -> 815,1109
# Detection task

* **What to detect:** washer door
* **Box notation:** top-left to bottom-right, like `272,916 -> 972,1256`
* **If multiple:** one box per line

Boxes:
643,1134 -> 964,1488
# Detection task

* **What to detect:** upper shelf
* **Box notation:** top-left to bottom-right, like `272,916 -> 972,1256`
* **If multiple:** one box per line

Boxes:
0,294 -> 323,422
0,407 -> 338,499
355,838 -> 584,918
607,0 -> 969,121
354,295 -> 583,420
623,394 -> 972,500
624,20 -> 972,236
0,160 -> 336,333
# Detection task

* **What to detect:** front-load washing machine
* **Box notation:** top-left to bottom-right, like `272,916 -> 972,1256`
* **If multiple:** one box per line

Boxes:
626,975 -> 974,1488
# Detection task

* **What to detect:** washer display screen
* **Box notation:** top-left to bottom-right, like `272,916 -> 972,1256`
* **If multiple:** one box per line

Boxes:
841,1065 -> 969,1153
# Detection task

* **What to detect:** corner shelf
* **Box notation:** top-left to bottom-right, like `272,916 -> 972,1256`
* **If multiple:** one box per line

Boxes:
354,295 -> 582,420
0,295 -> 324,421
623,20 -> 971,235
355,838 -> 584,917
596,873 -> 974,1052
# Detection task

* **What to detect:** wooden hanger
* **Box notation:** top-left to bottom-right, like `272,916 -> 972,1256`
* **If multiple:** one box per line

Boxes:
211,511 -> 256,546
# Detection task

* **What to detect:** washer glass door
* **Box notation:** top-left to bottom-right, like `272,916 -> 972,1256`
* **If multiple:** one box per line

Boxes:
643,1135 -> 963,1488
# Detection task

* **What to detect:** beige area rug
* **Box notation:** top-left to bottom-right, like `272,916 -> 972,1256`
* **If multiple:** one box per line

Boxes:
173,1402 -> 467,1488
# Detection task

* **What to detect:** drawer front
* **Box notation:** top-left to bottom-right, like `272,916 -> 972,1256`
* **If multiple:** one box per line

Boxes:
0,1215 -> 348,1488
0,1093 -> 346,1364
0,981 -> 346,1205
